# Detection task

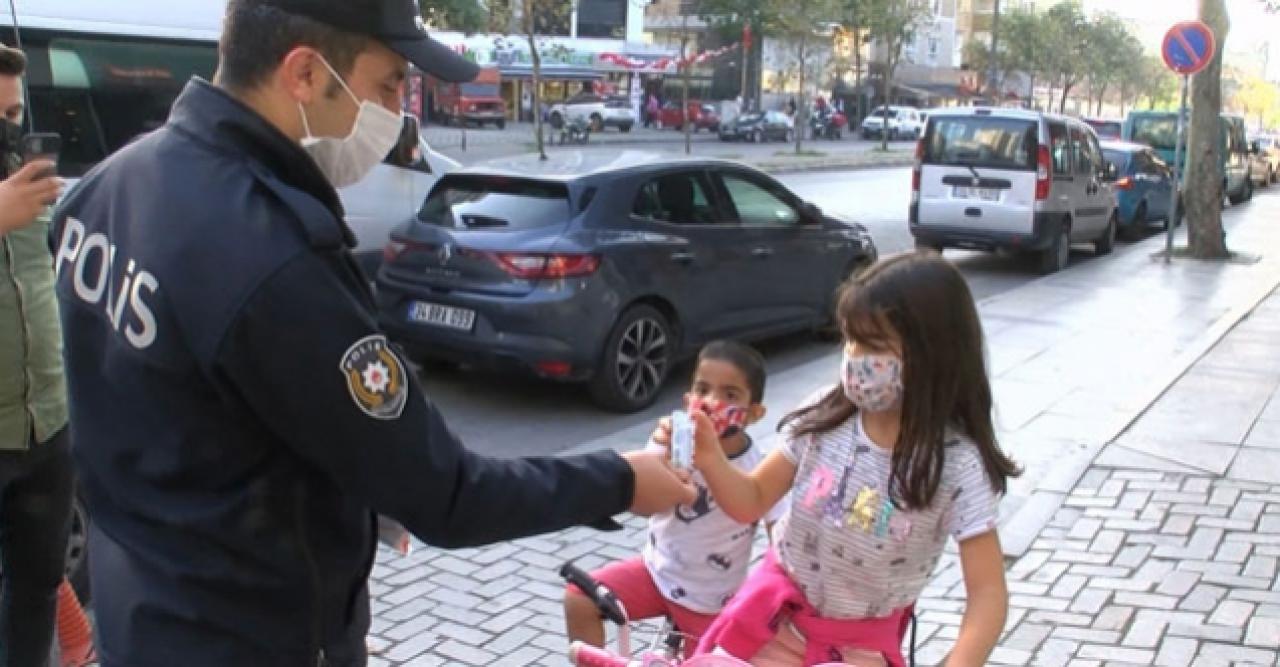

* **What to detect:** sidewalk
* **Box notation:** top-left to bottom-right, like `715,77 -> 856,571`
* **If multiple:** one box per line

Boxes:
365,191 -> 1280,665
913,283 -> 1280,666
424,121 -> 916,174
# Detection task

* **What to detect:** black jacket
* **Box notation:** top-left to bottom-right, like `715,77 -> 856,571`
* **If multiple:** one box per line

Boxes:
51,79 -> 633,666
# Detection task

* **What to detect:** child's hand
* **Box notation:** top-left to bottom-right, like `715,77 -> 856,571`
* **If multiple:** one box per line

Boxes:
652,417 -> 673,447
689,410 -> 725,470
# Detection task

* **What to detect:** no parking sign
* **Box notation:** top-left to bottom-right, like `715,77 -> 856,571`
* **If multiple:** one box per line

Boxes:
1158,20 -> 1216,261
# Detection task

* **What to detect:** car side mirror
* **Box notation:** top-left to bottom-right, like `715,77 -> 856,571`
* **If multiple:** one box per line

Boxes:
1102,161 -> 1118,182
801,202 -> 823,224
387,116 -> 424,169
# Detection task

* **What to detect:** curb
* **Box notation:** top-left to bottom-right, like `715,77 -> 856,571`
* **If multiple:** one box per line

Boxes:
752,153 -> 914,175
997,251 -> 1280,558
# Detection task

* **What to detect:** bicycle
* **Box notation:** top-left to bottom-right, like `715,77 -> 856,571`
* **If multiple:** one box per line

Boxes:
559,562 -> 920,667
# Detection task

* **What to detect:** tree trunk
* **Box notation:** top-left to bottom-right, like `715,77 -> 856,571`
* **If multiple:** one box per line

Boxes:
1096,83 -> 1107,116
682,18 -> 692,155
795,31 -> 807,155
1027,73 -> 1036,110
1185,0 -> 1230,259
525,1 -> 547,161
1059,81 -> 1073,113
880,55 -> 892,152
853,25 -> 863,121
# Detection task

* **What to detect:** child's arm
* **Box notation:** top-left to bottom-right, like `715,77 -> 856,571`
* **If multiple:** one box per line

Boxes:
691,412 -> 796,524
947,530 -> 1008,667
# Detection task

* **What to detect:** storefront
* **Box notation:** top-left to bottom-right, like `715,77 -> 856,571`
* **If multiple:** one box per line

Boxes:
429,32 -> 677,121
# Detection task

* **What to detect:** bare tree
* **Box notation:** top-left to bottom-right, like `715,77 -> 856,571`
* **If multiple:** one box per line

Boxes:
1184,0 -> 1230,258
865,0 -> 932,151
766,0 -> 840,154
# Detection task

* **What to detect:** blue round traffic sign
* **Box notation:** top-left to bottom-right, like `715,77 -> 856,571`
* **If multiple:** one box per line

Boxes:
1162,21 -> 1216,75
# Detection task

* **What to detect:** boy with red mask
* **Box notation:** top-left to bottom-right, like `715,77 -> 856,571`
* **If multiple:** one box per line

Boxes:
564,341 -> 785,655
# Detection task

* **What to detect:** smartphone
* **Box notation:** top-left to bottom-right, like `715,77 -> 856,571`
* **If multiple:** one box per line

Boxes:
21,133 -> 61,179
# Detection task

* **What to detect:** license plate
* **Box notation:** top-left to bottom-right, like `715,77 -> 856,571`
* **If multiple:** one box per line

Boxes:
408,301 -> 476,331
954,186 -> 1001,201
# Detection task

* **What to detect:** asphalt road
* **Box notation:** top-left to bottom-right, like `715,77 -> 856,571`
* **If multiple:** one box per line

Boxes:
410,165 -> 1095,459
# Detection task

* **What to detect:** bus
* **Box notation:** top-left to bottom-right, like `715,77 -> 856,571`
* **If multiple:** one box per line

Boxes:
2,0 -> 458,272
1123,110 -> 1255,205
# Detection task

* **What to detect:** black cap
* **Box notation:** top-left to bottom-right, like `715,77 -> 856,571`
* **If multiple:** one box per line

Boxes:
262,0 -> 480,82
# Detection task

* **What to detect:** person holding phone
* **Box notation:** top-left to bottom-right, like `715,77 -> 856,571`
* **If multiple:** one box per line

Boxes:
0,43 -> 77,666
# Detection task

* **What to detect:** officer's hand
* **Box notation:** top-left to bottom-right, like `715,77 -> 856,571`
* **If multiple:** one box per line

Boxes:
622,449 -> 696,516
0,162 -> 61,235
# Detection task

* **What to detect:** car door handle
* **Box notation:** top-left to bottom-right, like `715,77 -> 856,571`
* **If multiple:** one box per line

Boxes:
751,246 -> 774,259
670,251 -> 696,264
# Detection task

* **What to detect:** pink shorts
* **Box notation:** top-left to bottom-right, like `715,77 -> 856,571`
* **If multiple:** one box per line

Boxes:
567,556 -> 717,653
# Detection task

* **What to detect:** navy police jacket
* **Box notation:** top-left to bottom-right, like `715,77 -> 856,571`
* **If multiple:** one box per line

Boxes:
51,79 -> 634,666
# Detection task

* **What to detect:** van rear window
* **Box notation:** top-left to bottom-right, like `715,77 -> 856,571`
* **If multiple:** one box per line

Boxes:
418,176 -> 572,231
923,117 -> 1037,171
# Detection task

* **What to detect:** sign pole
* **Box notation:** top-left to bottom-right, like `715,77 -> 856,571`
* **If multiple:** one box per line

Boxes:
1166,74 -> 1189,264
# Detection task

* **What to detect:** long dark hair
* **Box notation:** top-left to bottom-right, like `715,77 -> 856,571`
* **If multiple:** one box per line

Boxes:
780,252 -> 1021,511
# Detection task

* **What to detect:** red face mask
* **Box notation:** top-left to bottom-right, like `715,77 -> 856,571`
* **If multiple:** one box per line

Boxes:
688,396 -> 748,439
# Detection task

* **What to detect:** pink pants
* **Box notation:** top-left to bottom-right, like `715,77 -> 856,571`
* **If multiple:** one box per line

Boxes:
714,622 -> 889,667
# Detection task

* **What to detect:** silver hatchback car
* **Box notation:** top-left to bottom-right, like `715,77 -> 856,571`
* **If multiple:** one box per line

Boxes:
910,108 -> 1119,274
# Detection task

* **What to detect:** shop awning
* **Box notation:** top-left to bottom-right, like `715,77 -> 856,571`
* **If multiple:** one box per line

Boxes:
499,64 -> 602,81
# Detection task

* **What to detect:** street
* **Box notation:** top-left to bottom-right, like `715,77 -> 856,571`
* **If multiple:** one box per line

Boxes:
418,164 -> 1123,460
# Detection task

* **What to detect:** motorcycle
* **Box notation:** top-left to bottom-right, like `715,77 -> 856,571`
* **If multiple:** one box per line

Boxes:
809,110 -> 847,140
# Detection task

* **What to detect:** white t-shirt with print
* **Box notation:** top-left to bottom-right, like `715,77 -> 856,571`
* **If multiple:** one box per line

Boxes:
775,401 -> 999,619
643,436 -> 787,615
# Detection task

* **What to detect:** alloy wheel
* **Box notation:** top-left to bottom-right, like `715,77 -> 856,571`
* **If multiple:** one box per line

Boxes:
614,318 -> 669,402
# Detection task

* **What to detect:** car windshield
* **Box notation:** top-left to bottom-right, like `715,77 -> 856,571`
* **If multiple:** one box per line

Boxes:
739,113 -> 763,123
1130,116 -> 1181,151
923,116 -> 1037,171
418,176 -> 572,231
872,108 -> 899,118
460,83 -> 498,97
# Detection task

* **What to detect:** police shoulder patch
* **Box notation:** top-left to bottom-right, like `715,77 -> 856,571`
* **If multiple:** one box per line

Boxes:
339,335 -> 409,420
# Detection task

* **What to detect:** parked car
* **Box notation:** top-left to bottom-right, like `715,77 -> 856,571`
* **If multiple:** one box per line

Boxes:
1124,111 -> 1254,205
860,106 -> 924,140
1249,135 -> 1278,187
910,107 -> 1119,275
1100,140 -> 1180,239
428,66 -> 506,128
1083,117 -> 1123,140
718,111 -> 795,143
548,94 -> 636,132
376,153 -> 878,411
658,101 -> 721,132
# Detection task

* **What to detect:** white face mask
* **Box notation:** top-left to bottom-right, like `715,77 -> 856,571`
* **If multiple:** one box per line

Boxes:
298,55 -> 403,189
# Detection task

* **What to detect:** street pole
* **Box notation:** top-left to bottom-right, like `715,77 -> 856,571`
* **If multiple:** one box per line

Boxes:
741,34 -> 750,112
1166,74 -> 1189,264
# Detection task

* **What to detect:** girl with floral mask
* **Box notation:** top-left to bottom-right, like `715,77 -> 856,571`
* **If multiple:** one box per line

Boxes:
674,252 -> 1021,666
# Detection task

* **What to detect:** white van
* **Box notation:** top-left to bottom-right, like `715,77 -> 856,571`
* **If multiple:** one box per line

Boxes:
910,107 -> 1119,274
3,0 -> 457,275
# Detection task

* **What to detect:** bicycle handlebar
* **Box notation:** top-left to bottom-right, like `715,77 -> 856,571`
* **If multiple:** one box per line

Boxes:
560,561 -> 628,626
568,641 -> 631,667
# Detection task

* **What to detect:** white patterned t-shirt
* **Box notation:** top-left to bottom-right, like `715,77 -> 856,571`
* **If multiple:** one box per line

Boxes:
775,407 -> 998,619
643,436 -> 787,614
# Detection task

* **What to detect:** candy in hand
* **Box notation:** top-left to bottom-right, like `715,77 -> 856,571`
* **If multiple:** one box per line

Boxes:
670,410 -> 695,470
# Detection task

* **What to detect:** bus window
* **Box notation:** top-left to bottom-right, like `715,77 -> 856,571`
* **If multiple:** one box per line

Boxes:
27,35 -> 217,176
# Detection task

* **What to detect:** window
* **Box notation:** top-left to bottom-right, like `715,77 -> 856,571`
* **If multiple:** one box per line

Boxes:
720,175 -> 799,226
26,34 -> 218,177
924,116 -> 1038,171
633,173 -> 718,224
1071,127 -> 1095,176
577,0 -> 626,38
1048,123 -> 1071,176
1130,115 -> 1180,152
418,176 -> 572,231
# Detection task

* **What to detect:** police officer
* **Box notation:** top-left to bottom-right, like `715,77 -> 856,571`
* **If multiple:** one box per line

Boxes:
50,1 -> 695,665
